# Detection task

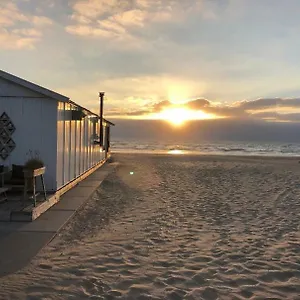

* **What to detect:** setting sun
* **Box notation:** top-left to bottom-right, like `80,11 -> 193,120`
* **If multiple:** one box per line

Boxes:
157,107 -> 215,126
160,107 -> 193,125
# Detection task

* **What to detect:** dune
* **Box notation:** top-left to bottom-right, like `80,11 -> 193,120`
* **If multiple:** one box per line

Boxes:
0,153 -> 300,299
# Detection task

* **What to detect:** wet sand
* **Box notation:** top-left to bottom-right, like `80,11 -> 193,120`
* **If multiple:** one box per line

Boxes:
0,153 -> 300,299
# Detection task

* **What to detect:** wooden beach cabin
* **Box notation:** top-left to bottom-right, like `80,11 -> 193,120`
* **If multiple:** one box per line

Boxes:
0,70 -> 113,193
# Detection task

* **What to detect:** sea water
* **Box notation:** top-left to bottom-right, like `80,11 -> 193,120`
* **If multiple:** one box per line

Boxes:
111,139 -> 300,157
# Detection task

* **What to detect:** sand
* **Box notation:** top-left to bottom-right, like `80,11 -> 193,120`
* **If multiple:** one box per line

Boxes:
0,153 -> 300,299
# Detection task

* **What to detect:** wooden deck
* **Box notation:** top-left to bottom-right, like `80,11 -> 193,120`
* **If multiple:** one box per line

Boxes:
0,157 -> 109,221
0,191 -> 53,221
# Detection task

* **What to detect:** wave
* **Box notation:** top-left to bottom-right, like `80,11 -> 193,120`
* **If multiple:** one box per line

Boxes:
219,148 -> 248,152
111,140 -> 300,157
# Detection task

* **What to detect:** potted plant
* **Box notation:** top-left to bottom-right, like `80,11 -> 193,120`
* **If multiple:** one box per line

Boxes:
23,150 -> 46,179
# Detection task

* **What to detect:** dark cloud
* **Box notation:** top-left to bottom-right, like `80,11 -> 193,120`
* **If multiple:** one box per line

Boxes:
152,100 -> 172,112
203,105 -> 244,117
105,100 -> 172,116
239,98 -> 300,110
186,98 -> 211,110
252,111 -> 300,122
105,109 -> 149,116
106,97 -> 300,123
126,110 -> 149,116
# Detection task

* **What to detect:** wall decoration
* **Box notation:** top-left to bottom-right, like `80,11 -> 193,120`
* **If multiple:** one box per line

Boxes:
0,112 -> 16,160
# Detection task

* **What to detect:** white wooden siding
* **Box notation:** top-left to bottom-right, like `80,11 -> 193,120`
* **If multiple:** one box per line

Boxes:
56,104 -> 106,190
70,120 -> 76,181
64,108 -> 70,184
0,95 -> 58,191
56,102 -> 65,189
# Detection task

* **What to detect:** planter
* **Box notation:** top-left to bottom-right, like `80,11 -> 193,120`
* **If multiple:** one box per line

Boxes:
23,166 -> 46,207
23,166 -> 46,178
71,110 -> 86,120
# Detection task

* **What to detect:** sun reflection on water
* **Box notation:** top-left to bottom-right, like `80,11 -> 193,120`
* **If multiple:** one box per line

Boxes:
168,149 -> 184,155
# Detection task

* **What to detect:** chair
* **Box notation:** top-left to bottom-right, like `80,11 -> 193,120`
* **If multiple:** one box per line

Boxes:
0,165 -> 3,187
1,164 -> 25,190
0,165 -> 8,187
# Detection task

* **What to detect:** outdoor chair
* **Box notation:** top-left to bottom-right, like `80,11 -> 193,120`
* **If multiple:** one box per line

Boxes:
0,164 -> 25,190
0,165 -> 8,187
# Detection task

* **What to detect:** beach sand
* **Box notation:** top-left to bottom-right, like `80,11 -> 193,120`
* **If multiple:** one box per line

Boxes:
0,153 -> 300,299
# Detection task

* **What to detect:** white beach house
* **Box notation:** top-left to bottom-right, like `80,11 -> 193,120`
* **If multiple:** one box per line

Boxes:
0,70 -> 113,192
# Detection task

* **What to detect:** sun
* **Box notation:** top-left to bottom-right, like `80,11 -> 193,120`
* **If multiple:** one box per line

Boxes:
160,107 -> 191,126
157,107 -> 214,126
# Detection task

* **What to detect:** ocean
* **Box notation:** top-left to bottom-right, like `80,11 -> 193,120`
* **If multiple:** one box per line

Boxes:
111,139 -> 300,157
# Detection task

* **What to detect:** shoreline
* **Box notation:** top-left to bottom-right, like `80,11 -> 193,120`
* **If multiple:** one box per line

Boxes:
112,150 -> 300,160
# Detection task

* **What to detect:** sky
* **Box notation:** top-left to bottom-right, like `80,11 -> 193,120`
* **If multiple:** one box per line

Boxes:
1,0 -> 300,124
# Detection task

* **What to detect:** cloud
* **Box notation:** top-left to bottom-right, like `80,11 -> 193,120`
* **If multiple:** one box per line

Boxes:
252,112 -> 300,122
0,31 -> 37,50
71,0 -> 129,19
238,97 -> 300,110
126,110 -> 150,116
65,0 -> 210,47
66,0 -> 141,43
0,3 -> 27,26
0,2 -> 52,50
105,97 -> 300,123
12,28 -> 42,38
186,99 -> 211,110
152,100 -> 172,112
70,0 -> 183,22
32,16 -> 53,27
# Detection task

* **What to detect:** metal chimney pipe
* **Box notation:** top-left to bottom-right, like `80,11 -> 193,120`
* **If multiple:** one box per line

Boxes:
99,92 -> 105,147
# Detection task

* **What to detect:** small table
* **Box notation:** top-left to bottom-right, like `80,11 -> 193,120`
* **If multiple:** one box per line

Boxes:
0,187 -> 9,203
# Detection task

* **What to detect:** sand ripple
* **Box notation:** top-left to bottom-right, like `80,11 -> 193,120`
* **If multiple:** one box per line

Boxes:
1,154 -> 300,299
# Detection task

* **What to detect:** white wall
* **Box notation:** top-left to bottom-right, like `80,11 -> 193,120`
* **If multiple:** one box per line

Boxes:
56,103 -> 106,190
56,101 -> 65,189
0,78 -> 58,191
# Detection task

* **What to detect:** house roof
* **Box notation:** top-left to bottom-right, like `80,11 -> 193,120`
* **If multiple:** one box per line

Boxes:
0,69 -> 69,102
0,69 -> 115,126
104,119 -> 115,126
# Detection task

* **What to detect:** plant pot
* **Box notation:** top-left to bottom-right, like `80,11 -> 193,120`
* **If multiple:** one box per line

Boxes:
71,110 -> 86,120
